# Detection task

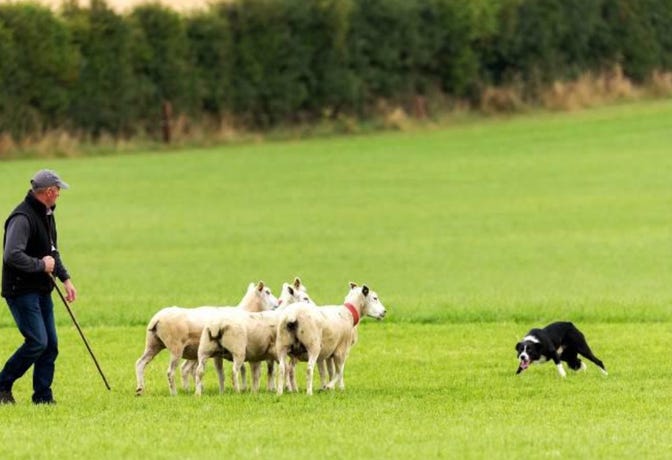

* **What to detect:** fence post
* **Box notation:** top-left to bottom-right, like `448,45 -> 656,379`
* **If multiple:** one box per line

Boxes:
161,100 -> 172,143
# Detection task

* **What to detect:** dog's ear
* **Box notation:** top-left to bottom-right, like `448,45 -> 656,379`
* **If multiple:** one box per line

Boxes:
515,342 -> 523,352
362,285 -> 369,296
287,286 -> 294,296
349,282 -> 358,289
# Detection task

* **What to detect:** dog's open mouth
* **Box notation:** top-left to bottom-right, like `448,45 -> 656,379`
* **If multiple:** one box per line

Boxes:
517,360 -> 530,373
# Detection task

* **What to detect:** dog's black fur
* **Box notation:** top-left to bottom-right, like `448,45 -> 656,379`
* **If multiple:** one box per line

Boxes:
515,321 -> 607,376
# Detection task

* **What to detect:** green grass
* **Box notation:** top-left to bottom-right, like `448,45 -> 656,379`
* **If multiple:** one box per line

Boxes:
1,324 -> 670,458
1,99 -> 671,458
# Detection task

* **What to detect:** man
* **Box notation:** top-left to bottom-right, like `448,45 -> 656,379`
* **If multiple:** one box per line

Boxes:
0,169 -> 77,405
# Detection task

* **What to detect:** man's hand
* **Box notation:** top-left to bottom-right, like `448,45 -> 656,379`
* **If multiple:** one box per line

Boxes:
63,279 -> 77,303
42,255 -> 55,273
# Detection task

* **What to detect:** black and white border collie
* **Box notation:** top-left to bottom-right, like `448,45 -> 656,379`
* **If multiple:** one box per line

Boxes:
515,321 -> 607,377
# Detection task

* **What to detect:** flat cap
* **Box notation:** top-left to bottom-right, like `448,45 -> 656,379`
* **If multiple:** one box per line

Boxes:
30,169 -> 70,190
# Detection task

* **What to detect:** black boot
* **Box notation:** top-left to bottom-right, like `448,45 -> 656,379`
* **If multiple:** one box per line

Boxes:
0,390 -> 15,405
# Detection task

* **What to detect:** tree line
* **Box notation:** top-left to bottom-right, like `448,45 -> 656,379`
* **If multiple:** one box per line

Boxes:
1,0 -> 670,143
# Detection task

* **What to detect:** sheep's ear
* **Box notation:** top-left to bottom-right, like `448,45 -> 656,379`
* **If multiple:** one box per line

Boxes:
362,285 -> 369,296
293,277 -> 302,289
256,281 -> 265,291
349,282 -> 358,289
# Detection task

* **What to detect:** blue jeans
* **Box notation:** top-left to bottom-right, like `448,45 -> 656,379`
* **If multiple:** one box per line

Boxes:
0,293 -> 59,403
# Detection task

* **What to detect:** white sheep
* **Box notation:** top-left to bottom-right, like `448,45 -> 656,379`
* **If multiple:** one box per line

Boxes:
194,277 -> 313,395
134,281 -> 277,396
275,278 -> 319,392
275,282 -> 387,396
276,276 -> 312,309
265,277 -> 313,391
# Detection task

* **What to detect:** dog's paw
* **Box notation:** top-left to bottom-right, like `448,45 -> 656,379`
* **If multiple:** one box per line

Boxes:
556,364 -> 567,378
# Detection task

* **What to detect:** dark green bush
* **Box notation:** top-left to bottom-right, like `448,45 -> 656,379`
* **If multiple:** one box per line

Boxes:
558,0 -> 611,77
288,0 -> 357,117
185,5 -> 234,118
226,0 -> 315,126
0,4 -> 77,139
417,0 -> 486,99
127,3 -> 197,134
480,0 -> 569,90
0,0 -> 671,144
347,0 -> 421,109
650,0 -> 672,70
0,21 -> 17,136
63,0 -> 137,138
603,0 -> 656,81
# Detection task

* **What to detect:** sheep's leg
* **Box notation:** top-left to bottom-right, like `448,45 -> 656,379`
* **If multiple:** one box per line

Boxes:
326,354 -> 346,390
250,362 -> 261,392
189,360 -> 198,388
135,344 -> 163,396
166,352 -> 181,396
240,362 -> 248,391
266,360 -> 275,391
195,357 -> 207,396
284,357 -> 293,391
317,360 -> 329,390
337,361 -> 346,390
305,350 -> 319,396
283,356 -> 299,392
180,360 -> 189,390
289,357 -> 299,392
231,356 -> 244,393
276,351 -> 287,395
327,358 -> 336,382
181,360 -> 195,391
214,357 -> 224,394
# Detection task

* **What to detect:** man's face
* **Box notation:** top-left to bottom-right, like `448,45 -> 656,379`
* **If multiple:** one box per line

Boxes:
45,186 -> 61,207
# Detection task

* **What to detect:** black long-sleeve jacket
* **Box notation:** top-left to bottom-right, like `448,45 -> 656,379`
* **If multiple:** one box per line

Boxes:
2,191 -> 70,298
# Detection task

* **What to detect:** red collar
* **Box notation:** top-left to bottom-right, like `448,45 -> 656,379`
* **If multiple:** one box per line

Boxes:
344,303 -> 360,326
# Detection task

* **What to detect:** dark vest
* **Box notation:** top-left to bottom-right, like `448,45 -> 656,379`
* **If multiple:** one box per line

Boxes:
2,192 -> 56,297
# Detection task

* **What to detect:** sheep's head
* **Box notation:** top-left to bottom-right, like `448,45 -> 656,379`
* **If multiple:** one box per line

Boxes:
345,282 -> 386,320
241,281 -> 278,311
276,277 -> 313,309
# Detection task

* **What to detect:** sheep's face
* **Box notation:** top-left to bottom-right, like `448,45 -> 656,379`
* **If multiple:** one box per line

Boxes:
260,286 -> 279,310
345,283 -> 387,320
276,282 -> 313,309
361,287 -> 386,320
245,281 -> 278,310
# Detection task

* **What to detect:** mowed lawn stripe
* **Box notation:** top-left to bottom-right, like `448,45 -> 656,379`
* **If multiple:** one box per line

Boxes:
0,323 -> 669,459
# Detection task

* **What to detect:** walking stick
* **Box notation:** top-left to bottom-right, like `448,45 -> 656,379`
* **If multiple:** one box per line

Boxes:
52,277 -> 111,390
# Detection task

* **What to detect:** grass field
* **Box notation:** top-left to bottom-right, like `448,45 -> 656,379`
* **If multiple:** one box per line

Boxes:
1,99 -> 671,458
